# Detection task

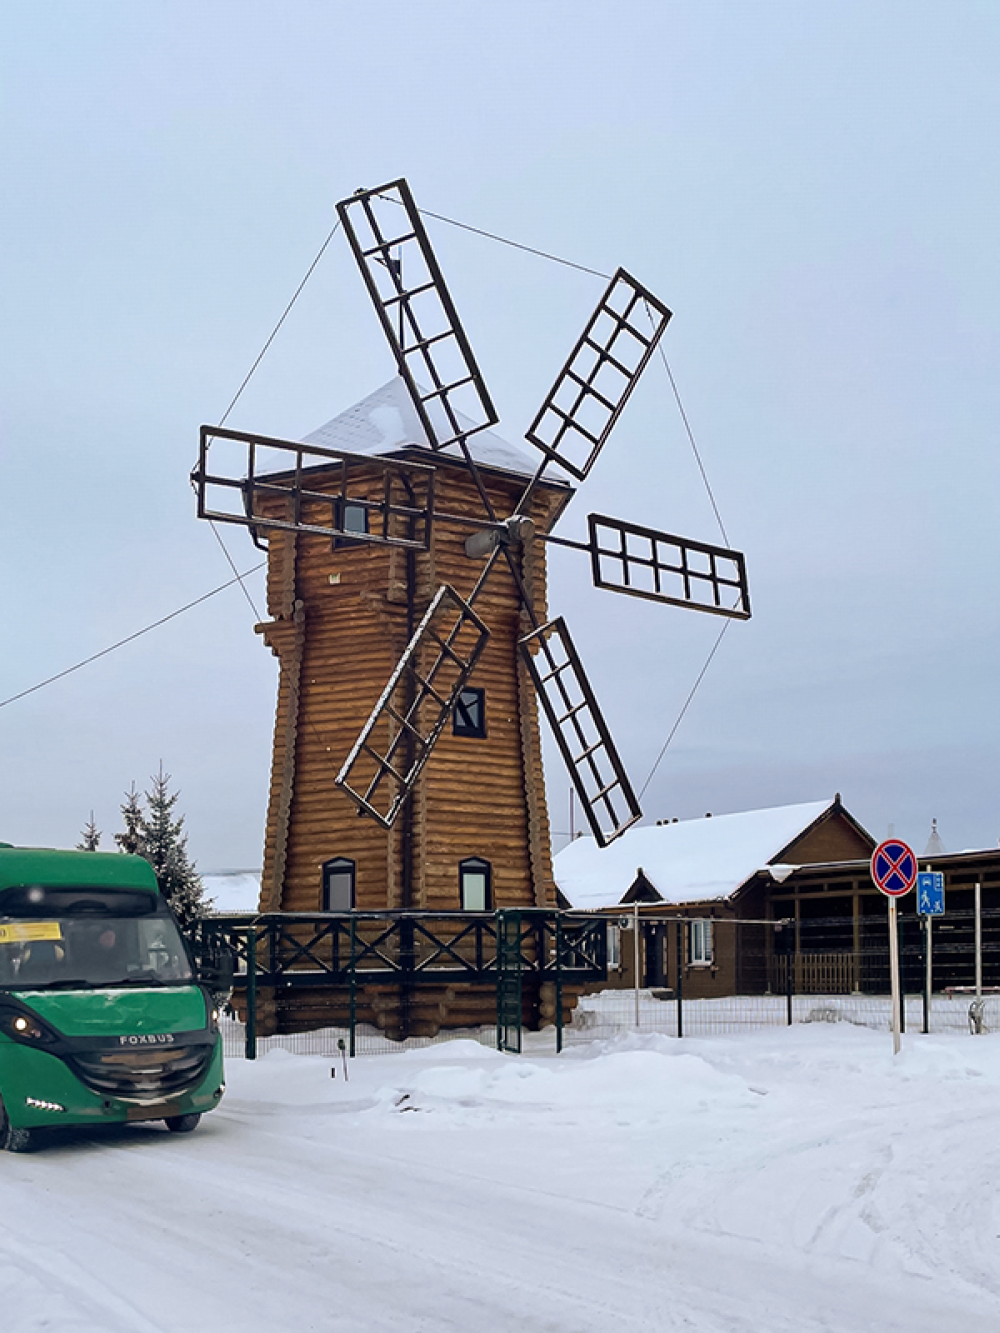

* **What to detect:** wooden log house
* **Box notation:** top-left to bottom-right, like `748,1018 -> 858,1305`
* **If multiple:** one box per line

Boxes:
555,795 -> 877,998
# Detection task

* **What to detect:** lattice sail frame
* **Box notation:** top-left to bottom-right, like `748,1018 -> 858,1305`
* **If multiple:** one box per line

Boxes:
519,617 -> 641,847
194,425 -> 435,550
337,180 -> 499,451
334,584 -> 491,827
524,269 -> 671,481
586,513 -> 751,619
194,176 -> 750,848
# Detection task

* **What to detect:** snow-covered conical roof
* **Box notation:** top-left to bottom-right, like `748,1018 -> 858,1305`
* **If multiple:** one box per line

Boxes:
304,377 -> 554,482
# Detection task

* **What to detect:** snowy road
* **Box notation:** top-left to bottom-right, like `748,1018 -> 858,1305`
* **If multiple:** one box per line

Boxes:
3,1026 -> 1000,1331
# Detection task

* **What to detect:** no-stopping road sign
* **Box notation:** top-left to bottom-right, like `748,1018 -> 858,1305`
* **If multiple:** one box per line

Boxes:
871,839 -> 917,897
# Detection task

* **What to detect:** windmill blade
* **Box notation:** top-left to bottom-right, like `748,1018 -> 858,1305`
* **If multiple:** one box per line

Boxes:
519,617 -> 641,848
586,513 -> 751,619
336,585 -> 490,827
193,425 -> 435,550
337,180 -> 499,451
525,269 -> 671,481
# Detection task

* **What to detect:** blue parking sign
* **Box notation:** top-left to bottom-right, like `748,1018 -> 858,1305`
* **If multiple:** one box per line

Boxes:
917,872 -> 945,915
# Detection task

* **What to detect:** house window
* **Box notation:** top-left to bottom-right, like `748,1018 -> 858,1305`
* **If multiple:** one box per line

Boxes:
607,923 -> 621,969
334,499 -> 369,547
322,857 -> 355,912
453,687 -> 486,738
689,918 -> 713,966
459,857 -> 491,912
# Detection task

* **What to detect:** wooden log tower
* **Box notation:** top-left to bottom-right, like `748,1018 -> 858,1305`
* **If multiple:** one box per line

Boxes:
251,380 -> 576,1037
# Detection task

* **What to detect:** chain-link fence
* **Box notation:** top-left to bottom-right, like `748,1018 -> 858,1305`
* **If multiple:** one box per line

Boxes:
219,1016 -> 498,1060
564,988 -> 999,1043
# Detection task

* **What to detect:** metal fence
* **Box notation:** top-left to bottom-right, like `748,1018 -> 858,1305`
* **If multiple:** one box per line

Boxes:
563,988 -> 1000,1043
218,1016 -> 498,1061
218,988 -> 1000,1062
203,905 -> 1000,1059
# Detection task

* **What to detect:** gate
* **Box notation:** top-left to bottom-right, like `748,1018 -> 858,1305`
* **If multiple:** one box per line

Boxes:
495,910 -> 523,1053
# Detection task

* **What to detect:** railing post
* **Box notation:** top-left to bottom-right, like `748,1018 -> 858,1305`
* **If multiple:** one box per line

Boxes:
349,915 -> 357,1059
555,915 -> 563,1054
785,925 -> 794,1027
245,926 -> 257,1061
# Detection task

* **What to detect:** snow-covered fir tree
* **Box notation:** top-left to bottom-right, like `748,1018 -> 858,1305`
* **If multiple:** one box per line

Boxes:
113,771 -> 207,931
76,812 -> 101,851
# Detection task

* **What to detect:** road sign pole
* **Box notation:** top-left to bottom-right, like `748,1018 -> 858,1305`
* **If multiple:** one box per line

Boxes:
923,915 -> 932,1035
888,898 -> 901,1055
975,880 -> 982,1002
871,838 -> 917,1055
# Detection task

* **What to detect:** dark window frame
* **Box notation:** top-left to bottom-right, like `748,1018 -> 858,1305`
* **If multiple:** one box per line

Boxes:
453,686 -> 486,739
333,499 -> 370,549
321,857 -> 356,912
459,857 -> 492,912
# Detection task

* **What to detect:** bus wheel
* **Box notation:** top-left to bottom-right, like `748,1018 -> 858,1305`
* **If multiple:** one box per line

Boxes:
0,1102 -> 34,1153
164,1113 -> 201,1134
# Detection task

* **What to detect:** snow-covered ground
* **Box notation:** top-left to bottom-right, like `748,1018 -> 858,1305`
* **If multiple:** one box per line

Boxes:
4,1025 -> 1000,1331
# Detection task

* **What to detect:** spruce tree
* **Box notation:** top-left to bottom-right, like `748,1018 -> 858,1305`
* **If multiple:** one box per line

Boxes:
76,812 -> 101,851
137,765 -> 207,931
114,784 -> 144,856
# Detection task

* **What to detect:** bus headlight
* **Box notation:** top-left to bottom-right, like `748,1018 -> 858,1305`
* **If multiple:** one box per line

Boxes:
2,1011 -> 57,1045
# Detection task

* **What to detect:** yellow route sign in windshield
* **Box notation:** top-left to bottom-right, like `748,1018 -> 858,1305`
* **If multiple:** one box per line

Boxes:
0,922 -> 64,944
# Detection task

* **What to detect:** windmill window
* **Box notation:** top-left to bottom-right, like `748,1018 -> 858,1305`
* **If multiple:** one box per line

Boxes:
322,857 -> 355,912
689,919 -> 713,966
453,687 -> 486,739
333,499 -> 369,547
459,858 -> 491,912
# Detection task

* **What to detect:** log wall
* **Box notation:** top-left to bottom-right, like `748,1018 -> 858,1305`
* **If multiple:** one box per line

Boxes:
255,454 -> 568,920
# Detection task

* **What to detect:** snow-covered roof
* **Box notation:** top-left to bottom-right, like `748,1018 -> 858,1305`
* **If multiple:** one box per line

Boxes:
554,799 -> 837,910
202,871 -> 261,914
304,377 -> 550,481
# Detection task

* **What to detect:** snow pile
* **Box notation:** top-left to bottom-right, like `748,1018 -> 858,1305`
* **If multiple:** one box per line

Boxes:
3,1026 -> 1000,1330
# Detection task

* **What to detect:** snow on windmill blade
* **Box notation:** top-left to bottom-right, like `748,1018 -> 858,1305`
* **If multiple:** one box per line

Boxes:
524,269 -> 671,481
586,513 -> 751,619
337,179 -> 500,452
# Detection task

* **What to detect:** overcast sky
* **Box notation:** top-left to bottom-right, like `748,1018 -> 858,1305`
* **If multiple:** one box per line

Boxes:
2,1 -> 998,870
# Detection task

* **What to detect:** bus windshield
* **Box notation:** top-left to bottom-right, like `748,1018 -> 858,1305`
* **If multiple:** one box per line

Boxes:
0,886 -> 194,989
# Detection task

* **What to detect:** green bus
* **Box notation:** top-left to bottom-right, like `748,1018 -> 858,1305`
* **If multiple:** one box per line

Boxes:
0,844 -> 229,1152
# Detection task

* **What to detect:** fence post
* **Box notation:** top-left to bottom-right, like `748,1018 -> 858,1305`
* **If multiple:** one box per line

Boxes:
785,926 -> 794,1027
348,915 -> 357,1059
633,900 -> 640,1030
555,915 -> 563,1054
675,917 -> 684,1039
245,926 -> 257,1061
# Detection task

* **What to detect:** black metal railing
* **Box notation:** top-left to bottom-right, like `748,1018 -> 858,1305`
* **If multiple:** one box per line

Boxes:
193,909 -> 607,988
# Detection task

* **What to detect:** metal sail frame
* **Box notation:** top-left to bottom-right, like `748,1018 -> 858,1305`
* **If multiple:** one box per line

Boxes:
196,177 -> 752,848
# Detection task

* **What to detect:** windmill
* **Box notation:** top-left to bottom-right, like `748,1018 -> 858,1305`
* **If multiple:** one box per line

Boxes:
193,178 -> 750,917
